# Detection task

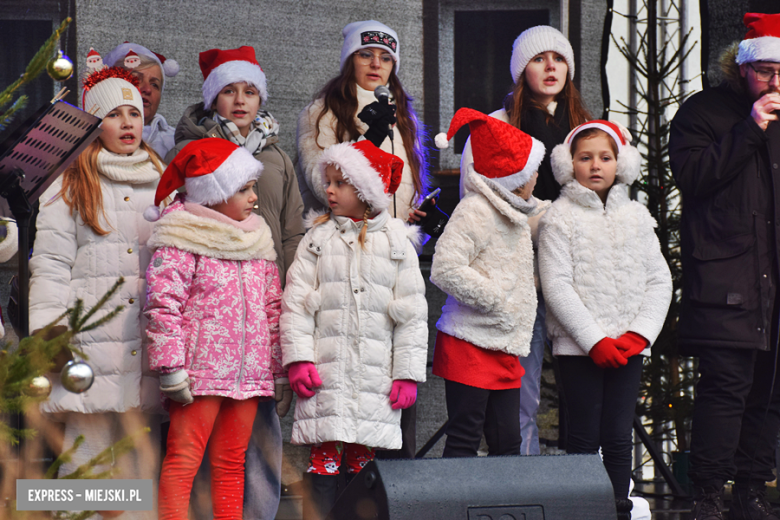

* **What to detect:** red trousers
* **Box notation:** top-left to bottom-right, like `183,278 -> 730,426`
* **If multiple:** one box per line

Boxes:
159,396 -> 259,520
307,442 -> 376,475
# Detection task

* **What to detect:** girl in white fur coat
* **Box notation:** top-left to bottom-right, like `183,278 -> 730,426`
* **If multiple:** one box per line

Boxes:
538,120 -> 672,514
431,108 -> 547,459
281,140 -> 427,519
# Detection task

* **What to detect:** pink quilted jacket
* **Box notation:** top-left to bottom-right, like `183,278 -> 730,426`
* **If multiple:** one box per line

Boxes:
144,198 -> 283,400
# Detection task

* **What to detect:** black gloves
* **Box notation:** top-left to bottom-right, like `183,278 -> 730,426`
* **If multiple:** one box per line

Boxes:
358,101 -> 397,148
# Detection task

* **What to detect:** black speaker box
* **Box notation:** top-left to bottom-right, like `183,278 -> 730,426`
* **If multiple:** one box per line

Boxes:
328,454 -> 617,520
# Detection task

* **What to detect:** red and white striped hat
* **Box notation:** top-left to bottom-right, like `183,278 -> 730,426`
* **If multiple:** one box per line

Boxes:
550,119 -> 641,186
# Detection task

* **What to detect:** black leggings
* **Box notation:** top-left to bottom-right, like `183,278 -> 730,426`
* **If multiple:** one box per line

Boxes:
442,380 -> 521,458
557,355 -> 643,498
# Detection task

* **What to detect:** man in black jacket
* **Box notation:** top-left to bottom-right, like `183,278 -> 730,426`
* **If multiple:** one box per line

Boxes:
669,12 -> 780,520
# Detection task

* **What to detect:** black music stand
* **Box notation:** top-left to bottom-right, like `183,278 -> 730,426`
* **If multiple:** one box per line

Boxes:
0,100 -> 102,337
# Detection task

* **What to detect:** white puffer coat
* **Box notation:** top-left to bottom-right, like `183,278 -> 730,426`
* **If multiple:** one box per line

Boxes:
538,181 -> 672,356
430,165 -> 548,356
29,148 -> 162,414
281,210 -> 427,450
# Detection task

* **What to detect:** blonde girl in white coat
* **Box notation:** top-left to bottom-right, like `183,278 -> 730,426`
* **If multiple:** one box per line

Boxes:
281,140 -> 427,520
28,67 -> 164,509
538,120 -> 672,519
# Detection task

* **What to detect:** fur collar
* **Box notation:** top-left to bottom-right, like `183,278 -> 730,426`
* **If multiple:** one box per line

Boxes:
463,164 -> 532,224
149,201 -> 276,261
559,180 -> 631,211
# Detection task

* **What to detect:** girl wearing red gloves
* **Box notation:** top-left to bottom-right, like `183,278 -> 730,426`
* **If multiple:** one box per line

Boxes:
280,140 -> 428,520
538,120 -> 672,518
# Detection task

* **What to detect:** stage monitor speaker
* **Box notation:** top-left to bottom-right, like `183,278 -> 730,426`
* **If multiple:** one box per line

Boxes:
328,454 -> 616,520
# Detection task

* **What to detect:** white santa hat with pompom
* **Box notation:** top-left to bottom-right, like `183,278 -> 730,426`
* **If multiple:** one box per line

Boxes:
103,42 -> 180,93
144,138 -> 262,222
549,119 -> 641,186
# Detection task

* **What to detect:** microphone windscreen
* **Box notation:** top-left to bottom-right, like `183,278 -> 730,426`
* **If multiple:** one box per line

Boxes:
374,85 -> 391,101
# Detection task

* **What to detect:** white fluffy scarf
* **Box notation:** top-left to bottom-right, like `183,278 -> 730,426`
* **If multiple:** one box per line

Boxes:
149,204 -> 277,261
97,148 -> 161,184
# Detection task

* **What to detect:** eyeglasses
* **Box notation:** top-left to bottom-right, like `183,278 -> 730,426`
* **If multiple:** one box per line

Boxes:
354,50 -> 394,67
748,63 -> 780,82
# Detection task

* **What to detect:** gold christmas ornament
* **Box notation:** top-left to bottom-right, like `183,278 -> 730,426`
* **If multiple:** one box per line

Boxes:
61,360 -> 94,394
26,375 -> 53,398
47,50 -> 74,82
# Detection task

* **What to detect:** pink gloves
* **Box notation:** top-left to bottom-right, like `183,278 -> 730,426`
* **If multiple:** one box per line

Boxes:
589,338 -> 628,369
288,362 -> 322,398
614,332 -> 649,359
389,380 -> 417,410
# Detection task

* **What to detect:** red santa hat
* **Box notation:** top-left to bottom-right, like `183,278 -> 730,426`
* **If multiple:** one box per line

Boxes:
435,108 -> 545,191
317,140 -> 404,212
199,46 -> 268,109
550,119 -> 642,186
737,13 -> 780,65
144,138 -> 262,221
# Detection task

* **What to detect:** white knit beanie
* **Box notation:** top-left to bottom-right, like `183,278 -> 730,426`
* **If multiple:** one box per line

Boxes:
82,70 -> 144,119
510,25 -> 575,84
340,20 -> 400,72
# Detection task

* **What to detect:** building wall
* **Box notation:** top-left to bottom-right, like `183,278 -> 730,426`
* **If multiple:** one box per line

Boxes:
75,0 -> 425,162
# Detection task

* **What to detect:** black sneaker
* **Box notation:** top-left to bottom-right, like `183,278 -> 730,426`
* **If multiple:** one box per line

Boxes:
690,490 -> 724,520
731,486 -> 780,520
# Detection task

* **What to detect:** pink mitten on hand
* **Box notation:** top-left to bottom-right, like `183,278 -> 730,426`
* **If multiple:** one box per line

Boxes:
288,362 -> 322,398
389,380 -> 417,410
589,338 -> 629,369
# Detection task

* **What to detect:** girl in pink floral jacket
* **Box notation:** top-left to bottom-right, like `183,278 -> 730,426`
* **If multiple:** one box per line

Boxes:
143,139 -> 283,520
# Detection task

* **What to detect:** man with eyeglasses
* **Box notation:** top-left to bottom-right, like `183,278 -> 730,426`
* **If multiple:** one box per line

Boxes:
669,13 -> 780,520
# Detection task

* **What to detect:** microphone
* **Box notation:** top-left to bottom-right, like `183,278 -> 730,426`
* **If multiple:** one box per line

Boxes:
374,85 -> 391,105
373,85 -> 394,142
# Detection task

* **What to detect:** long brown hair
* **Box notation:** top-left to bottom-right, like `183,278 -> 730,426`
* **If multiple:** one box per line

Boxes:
55,140 -> 164,235
313,58 -> 428,205
506,74 -> 591,130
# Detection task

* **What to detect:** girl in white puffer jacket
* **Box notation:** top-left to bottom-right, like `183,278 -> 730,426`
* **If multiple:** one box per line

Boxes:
281,140 -> 427,519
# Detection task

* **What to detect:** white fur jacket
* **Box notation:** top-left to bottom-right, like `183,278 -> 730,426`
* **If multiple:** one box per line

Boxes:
430,165 -> 549,356
538,181 -> 672,356
281,210 -> 427,449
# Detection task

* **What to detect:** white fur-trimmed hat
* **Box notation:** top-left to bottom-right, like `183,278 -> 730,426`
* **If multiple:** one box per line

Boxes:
340,20 -> 400,72
736,13 -> 780,65
145,138 -> 262,221
199,46 -> 267,109
82,67 -> 144,119
510,25 -> 575,83
318,140 -> 404,212
550,119 -> 641,186
103,42 -> 180,93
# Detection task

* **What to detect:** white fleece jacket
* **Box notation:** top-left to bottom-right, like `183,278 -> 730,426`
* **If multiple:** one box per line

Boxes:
538,181 -> 672,356
430,164 -> 548,356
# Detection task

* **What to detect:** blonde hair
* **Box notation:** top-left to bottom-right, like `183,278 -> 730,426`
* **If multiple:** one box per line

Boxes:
311,206 -> 374,250
54,140 -> 164,235
114,54 -> 164,87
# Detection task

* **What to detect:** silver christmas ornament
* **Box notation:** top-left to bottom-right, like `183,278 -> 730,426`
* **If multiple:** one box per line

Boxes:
26,375 -> 52,398
61,360 -> 94,393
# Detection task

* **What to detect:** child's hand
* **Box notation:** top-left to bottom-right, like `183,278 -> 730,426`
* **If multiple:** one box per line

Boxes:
389,379 -> 417,410
159,369 -> 194,404
614,332 -> 649,358
275,378 -> 293,417
288,361 -> 322,398
588,338 -> 628,369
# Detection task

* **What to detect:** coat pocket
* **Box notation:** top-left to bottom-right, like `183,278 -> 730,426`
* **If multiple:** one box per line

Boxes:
688,233 -> 757,309
186,320 -> 201,369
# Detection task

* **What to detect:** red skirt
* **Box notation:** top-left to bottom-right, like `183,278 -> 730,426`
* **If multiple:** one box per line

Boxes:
432,330 -> 525,390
